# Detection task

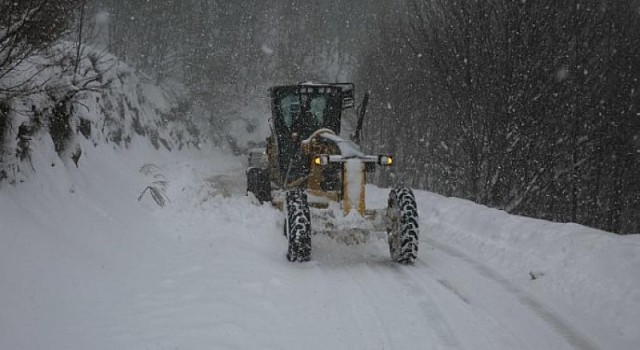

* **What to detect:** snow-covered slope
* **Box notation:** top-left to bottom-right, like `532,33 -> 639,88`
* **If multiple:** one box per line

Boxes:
1,42 -> 202,185
1,139 -> 638,349
418,191 -> 640,348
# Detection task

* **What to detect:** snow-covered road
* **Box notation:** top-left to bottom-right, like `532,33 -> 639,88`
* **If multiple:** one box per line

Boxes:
1,145 -> 637,349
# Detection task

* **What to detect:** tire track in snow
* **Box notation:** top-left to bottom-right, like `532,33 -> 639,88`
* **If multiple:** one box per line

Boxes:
343,265 -> 398,350
421,236 -> 600,350
310,237 -> 397,349
312,234 -> 461,349
385,264 -> 463,350
339,252 -> 463,350
435,278 -> 471,305
408,258 -> 534,350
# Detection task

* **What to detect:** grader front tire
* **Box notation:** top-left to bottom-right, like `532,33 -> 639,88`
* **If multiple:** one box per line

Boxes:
285,189 -> 312,262
387,186 -> 419,264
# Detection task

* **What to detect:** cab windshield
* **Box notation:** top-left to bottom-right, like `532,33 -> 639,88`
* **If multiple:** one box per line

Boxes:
280,94 -> 327,129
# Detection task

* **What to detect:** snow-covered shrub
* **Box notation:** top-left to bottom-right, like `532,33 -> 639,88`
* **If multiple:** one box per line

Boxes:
48,99 -> 73,154
138,164 -> 169,207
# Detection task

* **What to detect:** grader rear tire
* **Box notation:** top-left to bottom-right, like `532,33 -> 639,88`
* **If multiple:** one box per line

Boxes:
387,186 -> 419,264
247,167 -> 271,203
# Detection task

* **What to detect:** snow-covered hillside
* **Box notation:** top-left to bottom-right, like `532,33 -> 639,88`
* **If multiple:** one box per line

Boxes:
1,137 -> 638,349
1,42 -> 202,185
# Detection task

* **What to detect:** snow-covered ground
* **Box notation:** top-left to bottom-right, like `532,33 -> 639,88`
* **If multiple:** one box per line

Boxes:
1,142 -> 639,349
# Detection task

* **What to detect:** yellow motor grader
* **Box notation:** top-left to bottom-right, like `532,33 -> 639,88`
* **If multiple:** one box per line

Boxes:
247,83 -> 419,264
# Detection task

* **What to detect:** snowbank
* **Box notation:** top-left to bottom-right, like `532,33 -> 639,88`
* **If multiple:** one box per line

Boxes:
0,140 -> 236,349
413,190 -> 640,349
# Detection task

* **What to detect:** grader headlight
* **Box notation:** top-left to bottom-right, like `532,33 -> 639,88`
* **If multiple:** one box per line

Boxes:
378,155 -> 393,166
313,154 -> 330,166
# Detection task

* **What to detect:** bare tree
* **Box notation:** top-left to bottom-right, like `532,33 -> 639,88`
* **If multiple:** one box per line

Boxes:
0,0 -> 82,97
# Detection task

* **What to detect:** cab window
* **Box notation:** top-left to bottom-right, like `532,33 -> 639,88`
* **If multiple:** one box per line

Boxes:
280,95 -> 300,128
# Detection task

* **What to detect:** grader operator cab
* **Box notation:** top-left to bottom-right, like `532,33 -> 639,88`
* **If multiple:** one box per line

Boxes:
247,82 -> 419,264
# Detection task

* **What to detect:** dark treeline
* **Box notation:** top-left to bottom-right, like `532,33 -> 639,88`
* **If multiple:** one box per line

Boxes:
359,0 -> 640,234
